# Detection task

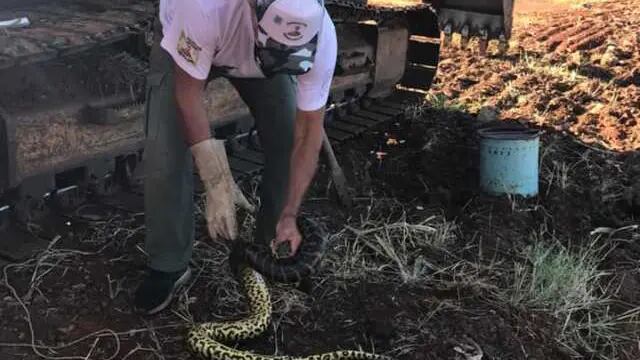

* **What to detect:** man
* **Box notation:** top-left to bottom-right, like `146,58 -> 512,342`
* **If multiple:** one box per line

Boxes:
135,0 -> 337,315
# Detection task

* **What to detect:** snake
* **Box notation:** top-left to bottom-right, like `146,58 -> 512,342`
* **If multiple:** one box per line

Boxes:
186,216 -> 393,360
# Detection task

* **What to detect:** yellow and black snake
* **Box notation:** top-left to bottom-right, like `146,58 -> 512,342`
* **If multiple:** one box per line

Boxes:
186,216 -> 393,360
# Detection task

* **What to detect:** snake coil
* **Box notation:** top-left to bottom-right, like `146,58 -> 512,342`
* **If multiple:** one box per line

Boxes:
186,216 -> 393,360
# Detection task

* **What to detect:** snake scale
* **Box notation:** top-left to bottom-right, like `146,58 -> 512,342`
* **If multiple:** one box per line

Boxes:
186,216 -> 393,360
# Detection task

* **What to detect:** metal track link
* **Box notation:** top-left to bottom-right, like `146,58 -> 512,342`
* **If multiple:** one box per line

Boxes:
226,90 -> 422,181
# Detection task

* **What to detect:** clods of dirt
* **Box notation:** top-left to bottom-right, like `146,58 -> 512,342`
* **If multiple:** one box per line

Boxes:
432,0 -> 640,152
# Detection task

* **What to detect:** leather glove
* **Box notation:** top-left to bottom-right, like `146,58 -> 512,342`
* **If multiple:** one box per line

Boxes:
190,138 -> 255,241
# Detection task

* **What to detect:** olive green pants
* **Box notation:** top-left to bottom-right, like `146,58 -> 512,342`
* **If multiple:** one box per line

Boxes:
143,20 -> 296,272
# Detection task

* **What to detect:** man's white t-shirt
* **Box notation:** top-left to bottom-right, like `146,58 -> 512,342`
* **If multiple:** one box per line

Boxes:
159,0 -> 337,112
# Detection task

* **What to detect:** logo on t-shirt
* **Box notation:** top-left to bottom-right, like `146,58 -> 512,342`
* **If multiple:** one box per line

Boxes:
177,30 -> 202,65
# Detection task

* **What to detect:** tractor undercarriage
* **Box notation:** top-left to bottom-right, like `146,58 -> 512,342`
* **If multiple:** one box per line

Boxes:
0,0 -> 514,259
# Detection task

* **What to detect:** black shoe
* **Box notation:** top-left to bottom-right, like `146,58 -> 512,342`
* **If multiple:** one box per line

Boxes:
134,267 -> 192,315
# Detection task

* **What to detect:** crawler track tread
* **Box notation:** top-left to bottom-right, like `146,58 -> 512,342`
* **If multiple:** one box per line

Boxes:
0,91 -> 417,262
1,0 -> 435,260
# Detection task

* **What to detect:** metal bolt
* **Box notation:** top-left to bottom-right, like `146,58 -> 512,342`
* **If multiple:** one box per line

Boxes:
460,25 -> 470,49
498,32 -> 509,55
442,23 -> 452,47
479,28 -> 489,56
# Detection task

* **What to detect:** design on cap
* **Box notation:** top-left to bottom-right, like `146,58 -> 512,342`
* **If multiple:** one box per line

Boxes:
255,34 -> 318,76
283,21 -> 307,41
253,0 -> 323,76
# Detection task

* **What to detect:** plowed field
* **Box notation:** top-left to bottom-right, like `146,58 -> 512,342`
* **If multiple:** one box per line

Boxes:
1,1 -> 638,360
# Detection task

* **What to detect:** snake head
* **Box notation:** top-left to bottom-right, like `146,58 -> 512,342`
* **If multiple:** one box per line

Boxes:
244,215 -> 328,283
274,240 -> 294,259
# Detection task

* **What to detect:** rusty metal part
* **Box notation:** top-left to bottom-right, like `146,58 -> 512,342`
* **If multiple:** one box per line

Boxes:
478,27 -> 489,55
327,0 -> 515,50
442,22 -> 453,46
437,0 -> 513,40
460,24 -> 470,48
334,24 -> 376,76
369,24 -> 409,98
436,0 -> 513,55
79,95 -> 142,125
327,0 -> 436,24
438,8 -> 508,40
0,0 -> 154,70
498,33 -> 509,54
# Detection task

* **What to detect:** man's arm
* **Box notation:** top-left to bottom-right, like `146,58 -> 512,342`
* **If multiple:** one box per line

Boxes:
174,64 -> 210,146
272,13 -> 337,257
272,107 -> 325,256
282,108 -> 325,217
174,64 -> 252,240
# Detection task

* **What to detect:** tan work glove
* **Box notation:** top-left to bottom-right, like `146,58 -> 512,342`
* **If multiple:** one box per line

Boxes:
190,138 -> 255,241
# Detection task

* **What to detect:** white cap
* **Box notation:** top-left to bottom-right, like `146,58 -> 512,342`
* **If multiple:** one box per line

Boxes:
258,0 -> 324,47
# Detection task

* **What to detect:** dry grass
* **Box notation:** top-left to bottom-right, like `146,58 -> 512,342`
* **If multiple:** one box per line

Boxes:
539,135 -> 632,209
503,227 -> 640,359
520,52 -> 585,83
508,239 -> 607,314
424,93 -> 466,113
539,140 -> 582,195
320,199 -> 458,285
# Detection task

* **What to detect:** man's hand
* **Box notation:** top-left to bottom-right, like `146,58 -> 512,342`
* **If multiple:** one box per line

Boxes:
174,64 -> 254,241
205,178 -> 254,241
270,107 -> 325,257
191,139 -> 254,241
272,214 -> 302,258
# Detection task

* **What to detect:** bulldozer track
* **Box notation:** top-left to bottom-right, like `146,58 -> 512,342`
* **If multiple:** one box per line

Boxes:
0,89 -> 424,264
0,0 -> 432,70
0,0 -> 442,225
